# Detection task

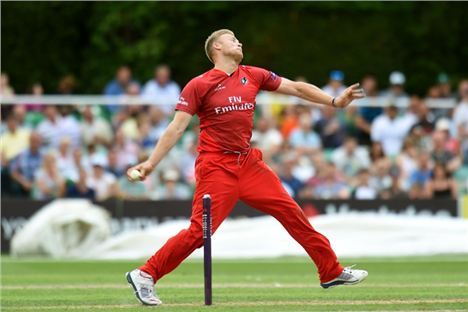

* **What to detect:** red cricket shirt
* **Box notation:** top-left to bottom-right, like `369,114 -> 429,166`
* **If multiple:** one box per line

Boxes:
175,65 -> 281,153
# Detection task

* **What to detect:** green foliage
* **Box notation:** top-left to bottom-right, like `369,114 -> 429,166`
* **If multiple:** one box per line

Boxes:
2,2 -> 467,94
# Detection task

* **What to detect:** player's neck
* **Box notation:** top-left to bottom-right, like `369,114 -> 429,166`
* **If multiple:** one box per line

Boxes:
213,59 -> 239,76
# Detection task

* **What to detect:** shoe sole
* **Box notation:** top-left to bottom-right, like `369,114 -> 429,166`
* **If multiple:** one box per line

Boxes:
126,272 -> 161,306
321,274 -> 368,289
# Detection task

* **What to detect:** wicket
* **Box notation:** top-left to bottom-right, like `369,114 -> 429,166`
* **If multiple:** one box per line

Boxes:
202,194 -> 212,305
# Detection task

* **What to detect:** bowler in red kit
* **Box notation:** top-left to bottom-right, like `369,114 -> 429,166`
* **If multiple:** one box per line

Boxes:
126,29 -> 368,305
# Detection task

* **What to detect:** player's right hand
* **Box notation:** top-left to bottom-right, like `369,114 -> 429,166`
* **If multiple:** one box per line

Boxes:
127,160 -> 155,181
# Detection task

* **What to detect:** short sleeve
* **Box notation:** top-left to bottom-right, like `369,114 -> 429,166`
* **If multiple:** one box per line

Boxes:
248,66 -> 282,91
175,78 -> 201,115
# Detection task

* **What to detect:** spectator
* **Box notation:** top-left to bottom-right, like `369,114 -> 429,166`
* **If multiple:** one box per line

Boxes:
65,149 -> 94,199
337,105 -> 371,145
427,163 -> 457,198
408,152 -> 432,199
23,83 -> 45,113
314,107 -> 346,149
288,113 -> 321,153
104,65 -> 137,96
107,148 -> 126,177
453,80 -> 468,148
279,155 -> 304,198
396,138 -> 419,192
431,130 -> 460,172
311,162 -> 350,199
382,71 -> 408,99
0,113 -> 30,163
57,75 -> 77,94
358,74 -> 382,124
150,168 -> 191,200
251,116 -> 283,161
142,64 -> 181,114
36,105 -> 66,148
371,103 -> 413,157
58,106 -> 81,148
369,158 -> 394,199
178,142 -> 197,186
351,168 -> 377,199
55,137 -> 78,183
331,136 -> 371,179
436,73 -> 453,98
80,106 -> 113,147
32,153 -> 65,200
408,96 -> 435,135
112,128 -> 140,170
322,70 -> 346,97
0,72 -> 14,96
9,132 -> 43,197
86,154 -> 119,201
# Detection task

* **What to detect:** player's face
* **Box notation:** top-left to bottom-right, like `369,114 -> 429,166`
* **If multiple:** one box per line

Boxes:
217,34 -> 243,62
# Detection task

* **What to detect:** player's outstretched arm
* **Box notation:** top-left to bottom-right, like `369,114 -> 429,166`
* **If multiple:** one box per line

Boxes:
126,111 -> 192,181
276,78 -> 365,108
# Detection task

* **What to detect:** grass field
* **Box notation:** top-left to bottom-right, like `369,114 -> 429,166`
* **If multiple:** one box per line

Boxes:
1,255 -> 468,311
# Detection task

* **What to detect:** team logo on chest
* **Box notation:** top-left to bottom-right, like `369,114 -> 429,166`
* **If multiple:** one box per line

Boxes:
240,77 -> 248,85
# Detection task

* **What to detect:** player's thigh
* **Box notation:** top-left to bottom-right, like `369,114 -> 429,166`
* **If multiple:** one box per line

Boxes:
190,161 -> 239,231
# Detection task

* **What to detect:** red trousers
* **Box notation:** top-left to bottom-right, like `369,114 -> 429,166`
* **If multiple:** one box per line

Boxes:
140,148 -> 343,283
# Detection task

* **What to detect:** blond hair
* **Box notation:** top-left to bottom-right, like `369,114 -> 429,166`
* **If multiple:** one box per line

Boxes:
204,29 -> 234,64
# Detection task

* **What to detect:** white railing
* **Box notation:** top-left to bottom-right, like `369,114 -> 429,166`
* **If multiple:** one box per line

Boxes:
0,95 -> 458,108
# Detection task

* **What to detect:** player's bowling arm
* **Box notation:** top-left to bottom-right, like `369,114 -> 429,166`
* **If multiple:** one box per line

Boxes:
276,78 -> 334,106
276,78 -> 365,108
127,111 -> 192,180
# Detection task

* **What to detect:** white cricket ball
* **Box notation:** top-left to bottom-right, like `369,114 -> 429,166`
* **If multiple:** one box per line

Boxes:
129,169 -> 142,181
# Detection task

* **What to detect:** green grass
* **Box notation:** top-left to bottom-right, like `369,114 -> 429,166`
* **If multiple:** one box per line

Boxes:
1,255 -> 468,311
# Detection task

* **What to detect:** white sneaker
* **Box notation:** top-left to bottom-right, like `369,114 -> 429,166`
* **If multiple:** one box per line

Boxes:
126,269 -> 162,306
320,265 -> 368,289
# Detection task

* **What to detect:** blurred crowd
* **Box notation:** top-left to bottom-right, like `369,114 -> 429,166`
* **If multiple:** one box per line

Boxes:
1,66 -> 468,201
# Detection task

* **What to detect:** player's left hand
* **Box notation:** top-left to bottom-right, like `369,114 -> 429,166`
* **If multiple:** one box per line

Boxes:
334,83 -> 366,108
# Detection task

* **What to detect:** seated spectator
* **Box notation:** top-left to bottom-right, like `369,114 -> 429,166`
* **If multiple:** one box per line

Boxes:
251,116 -> 283,162
427,163 -> 457,198
331,136 -> 370,179
314,107 -> 346,149
351,168 -> 377,199
431,130 -> 460,172
112,128 -> 140,171
337,105 -> 371,145
56,137 -> 79,183
288,113 -> 321,153
9,133 -> 44,197
58,106 -> 81,148
178,142 -> 198,187
322,70 -> 346,97
301,162 -> 349,199
453,79 -> 468,150
381,71 -> 409,99
396,138 -> 419,192
57,75 -> 77,95
279,155 -> 304,198
150,168 -> 191,200
408,152 -> 433,199
32,153 -> 65,200
36,105 -> 67,148
408,96 -> 434,135
358,74 -> 382,124
0,113 -> 30,163
80,106 -> 113,147
0,72 -> 14,96
86,154 -> 119,201
142,64 -> 180,114
104,65 -> 137,96
65,149 -> 94,199
369,158 -> 394,198
371,103 -> 414,157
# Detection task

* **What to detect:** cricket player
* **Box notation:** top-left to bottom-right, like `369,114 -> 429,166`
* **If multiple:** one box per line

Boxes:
126,29 -> 368,305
